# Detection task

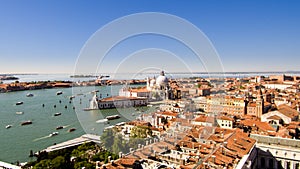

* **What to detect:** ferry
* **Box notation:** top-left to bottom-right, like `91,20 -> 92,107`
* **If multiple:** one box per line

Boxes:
21,120 -> 32,126
106,115 -> 120,120
16,101 -> 23,105
56,91 -> 63,95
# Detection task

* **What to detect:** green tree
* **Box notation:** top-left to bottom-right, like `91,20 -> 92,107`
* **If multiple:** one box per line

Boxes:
33,159 -> 51,169
74,161 -> 94,169
51,156 -> 66,169
101,129 -> 115,151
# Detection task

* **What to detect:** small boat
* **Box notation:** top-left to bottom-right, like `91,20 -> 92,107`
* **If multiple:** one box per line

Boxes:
16,101 -> 23,105
56,126 -> 63,130
68,128 -> 76,132
106,115 -> 120,120
21,120 -> 32,126
49,132 -> 59,137
54,112 -> 62,116
16,111 -> 24,115
96,119 -> 108,123
26,93 -> 34,97
5,125 -> 12,129
56,91 -> 63,95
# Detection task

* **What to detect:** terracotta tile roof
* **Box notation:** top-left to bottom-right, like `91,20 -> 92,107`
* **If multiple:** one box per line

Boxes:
240,119 -> 276,132
217,115 -> 234,121
277,104 -> 299,118
267,115 -> 282,120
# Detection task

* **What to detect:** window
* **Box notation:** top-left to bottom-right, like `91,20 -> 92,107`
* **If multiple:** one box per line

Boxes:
287,161 -> 291,169
296,163 -> 299,169
269,159 -> 273,169
261,157 -> 265,168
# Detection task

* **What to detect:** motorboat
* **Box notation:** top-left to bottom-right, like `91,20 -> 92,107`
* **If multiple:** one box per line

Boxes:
21,120 -> 32,126
96,119 -> 108,123
68,128 -> 76,132
16,101 -> 23,105
49,132 -> 59,137
5,125 -> 12,129
106,115 -> 120,120
16,111 -> 24,115
56,126 -> 63,130
56,91 -> 63,95
26,93 -> 34,97
54,112 -> 62,116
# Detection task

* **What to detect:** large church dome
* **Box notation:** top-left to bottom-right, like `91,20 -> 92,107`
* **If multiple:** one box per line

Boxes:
156,71 -> 168,86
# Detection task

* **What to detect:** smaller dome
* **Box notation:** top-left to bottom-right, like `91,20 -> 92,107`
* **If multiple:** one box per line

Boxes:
150,79 -> 156,87
156,75 -> 168,86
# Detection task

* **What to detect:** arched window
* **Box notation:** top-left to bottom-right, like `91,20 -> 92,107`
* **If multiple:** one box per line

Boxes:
269,159 -> 274,169
261,157 -> 265,168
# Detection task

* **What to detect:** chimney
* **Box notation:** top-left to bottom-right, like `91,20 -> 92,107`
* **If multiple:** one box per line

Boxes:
129,148 -> 134,153
146,140 -> 149,146
211,155 -> 216,163
119,152 -> 122,158
138,144 -> 141,149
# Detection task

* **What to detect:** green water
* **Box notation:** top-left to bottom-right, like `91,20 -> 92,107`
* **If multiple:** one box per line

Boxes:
0,85 -> 151,164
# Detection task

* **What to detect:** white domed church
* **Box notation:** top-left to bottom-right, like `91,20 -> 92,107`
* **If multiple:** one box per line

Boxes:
146,71 -> 172,100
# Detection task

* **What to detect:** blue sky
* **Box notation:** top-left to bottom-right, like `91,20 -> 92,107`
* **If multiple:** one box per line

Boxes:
0,0 -> 300,74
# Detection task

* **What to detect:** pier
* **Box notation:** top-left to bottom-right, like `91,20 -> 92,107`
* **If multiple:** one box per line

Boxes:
43,134 -> 101,152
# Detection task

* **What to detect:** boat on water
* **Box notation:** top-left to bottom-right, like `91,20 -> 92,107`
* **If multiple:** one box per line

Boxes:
56,91 -> 63,95
5,125 -> 12,129
49,132 -> 59,137
21,120 -> 32,126
54,112 -> 62,116
106,115 -> 120,120
16,111 -> 24,115
56,126 -> 63,130
16,101 -> 23,105
68,128 -> 76,132
96,118 -> 108,123
26,93 -> 34,97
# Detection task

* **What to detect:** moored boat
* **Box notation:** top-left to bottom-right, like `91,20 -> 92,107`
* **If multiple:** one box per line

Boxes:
106,115 -> 120,120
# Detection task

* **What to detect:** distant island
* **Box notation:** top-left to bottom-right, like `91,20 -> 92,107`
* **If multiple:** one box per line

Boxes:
70,74 -> 110,79
0,75 -> 19,81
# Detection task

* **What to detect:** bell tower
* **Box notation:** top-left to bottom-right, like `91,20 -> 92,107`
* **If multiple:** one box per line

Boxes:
256,88 -> 264,118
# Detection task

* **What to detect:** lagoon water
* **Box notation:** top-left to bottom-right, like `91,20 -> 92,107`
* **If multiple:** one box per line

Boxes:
0,84 -> 150,164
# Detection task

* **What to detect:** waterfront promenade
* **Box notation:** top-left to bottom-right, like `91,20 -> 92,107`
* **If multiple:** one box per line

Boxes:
0,161 -> 21,169
43,134 -> 101,152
